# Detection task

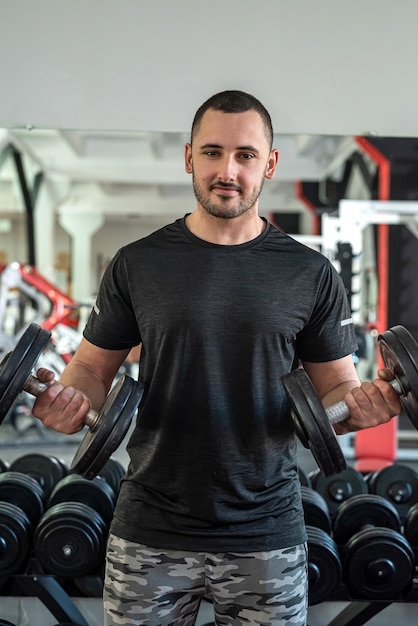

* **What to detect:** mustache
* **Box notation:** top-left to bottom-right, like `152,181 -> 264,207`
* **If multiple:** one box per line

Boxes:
210,180 -> 242,192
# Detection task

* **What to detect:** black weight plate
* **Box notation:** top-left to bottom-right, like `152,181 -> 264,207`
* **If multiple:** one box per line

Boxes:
10,453 -> 68,499
312,467 -> 368,518
378,325 -> 418,430
368,463 -> 418,522
301,486 -> 331,533
98,457 -> 126,495
0,471 -> 45,526
34,501 -> 107,577
71,375 -> 144,480
283,369 -> 346,476
306,525 -> 342,605
0,501 -> 32,575
404,502 -> 418,546
333,494 -> 401,546
343,527 -> 414,599
0,459 -> 9,472
298,467 -> 312,489
0,324 -> 50,423
404,502 -> 418,562
49,474 -> 116,525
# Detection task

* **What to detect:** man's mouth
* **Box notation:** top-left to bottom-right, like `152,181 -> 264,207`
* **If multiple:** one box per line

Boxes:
210,183 -> 241,195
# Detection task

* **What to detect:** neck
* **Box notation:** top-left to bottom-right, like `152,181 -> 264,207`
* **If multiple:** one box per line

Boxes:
185,208 -> 266,245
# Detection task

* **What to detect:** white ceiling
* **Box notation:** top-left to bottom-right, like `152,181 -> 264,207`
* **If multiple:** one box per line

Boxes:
0,1 -> 417,225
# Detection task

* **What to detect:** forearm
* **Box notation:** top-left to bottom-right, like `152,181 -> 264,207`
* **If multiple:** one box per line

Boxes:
58,358 -> 109,411
321,379 -> 360,410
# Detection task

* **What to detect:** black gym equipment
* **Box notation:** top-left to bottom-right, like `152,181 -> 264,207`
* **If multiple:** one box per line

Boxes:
333,494 -> 415,600
283,324 -> 418,475
367,463 -> 418,522
0,323 -> 144,479
10,452 -> 68,499
306,525 -> 342,606
310,467 -> 368,518
0,471 -> 46,575
301,486 -> 332,534
34,501 -> 108,577
404,502 -> 418,562
97,457 -> 125,495
48,474 -> 116,525
34,474 -> 116,577
298,466 -> 312,488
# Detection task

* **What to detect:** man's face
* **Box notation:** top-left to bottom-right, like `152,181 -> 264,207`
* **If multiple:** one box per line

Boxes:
185,109 -> 278,219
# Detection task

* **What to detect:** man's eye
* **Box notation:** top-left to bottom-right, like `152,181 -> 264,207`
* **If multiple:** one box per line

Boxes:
239,153 -> 254,160
205,151 -> 219,157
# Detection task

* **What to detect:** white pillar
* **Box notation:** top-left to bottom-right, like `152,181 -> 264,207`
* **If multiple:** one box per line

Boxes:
34,178 -> 70,283
58,209 -> 103,302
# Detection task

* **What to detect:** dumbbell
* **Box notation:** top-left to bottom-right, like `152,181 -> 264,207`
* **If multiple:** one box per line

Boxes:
309,467 -> 368,519
9,453 -> 69,499
333,493 -> 415,599
404,502 -> 418,563
98,457 -> 126,495
283,325 -> 418,476
34,474 -> 116,577
0,471 -> 46,575
301,486 -> 342,605
0,323 -> 144,479
367,463 -> 418,522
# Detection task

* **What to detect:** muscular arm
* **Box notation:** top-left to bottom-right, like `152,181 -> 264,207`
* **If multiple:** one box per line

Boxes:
302,355 -> 402,435
32,337 -> 131,434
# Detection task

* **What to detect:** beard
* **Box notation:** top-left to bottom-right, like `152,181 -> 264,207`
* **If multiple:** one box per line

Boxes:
192,176 -> 265,219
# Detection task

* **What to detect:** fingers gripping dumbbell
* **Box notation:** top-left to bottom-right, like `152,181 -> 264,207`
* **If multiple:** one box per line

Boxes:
0,324 -> 144,479
283,325 -> 418,476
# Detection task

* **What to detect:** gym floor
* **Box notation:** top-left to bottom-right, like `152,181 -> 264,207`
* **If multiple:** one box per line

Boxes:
0,418 -> 417,626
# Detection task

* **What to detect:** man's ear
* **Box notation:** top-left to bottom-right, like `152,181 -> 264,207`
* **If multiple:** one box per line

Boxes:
265,148 -> 279,180
185,143 -> 193,174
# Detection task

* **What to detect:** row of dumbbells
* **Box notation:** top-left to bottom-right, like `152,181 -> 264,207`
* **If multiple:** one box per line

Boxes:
0,453 -> 125,596
2,454 -> 418,606
299,463 -> 418,606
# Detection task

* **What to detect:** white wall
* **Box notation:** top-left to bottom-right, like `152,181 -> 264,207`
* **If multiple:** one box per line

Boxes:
1,0 -> 418,137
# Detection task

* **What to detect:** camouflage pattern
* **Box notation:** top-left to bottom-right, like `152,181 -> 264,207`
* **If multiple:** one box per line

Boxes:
104,533 -> 308,625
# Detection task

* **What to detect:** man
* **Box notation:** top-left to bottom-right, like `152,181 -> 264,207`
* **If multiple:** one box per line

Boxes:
33,90 -> 401,626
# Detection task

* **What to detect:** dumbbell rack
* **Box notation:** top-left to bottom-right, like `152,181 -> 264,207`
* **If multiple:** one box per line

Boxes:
1,570 -> 102,626
310,579 -> 418,625
2,570 -> 418,626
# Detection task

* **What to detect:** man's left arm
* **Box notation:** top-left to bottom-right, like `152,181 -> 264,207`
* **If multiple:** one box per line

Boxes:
302,355 -> 402,435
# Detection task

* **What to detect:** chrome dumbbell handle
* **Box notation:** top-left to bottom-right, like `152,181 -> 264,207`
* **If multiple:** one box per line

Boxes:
325,378 -> 403,424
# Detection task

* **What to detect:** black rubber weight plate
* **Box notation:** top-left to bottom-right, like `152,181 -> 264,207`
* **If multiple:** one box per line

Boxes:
283,369 -> 346,476
71,375 -> 144,479
0,324 -> 50,423
378,325 -> 418,430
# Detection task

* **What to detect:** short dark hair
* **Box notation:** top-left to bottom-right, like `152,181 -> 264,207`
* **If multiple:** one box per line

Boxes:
191,90 -> 273,148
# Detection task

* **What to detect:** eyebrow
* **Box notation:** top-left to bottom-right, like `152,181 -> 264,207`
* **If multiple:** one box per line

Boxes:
199,143 -> 260,154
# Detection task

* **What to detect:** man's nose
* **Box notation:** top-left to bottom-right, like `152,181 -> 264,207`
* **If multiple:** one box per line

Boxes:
217,155 -> 237,181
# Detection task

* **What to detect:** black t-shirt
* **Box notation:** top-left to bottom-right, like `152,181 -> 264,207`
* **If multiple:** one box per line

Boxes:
84,217 -> 357,551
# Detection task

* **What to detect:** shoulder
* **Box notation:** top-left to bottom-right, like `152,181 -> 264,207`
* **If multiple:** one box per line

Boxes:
266,223 -> 333,269
114,218 -> 186,263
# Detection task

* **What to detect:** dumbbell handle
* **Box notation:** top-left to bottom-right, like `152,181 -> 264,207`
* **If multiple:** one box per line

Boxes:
326,378 -> 403,424
24,374 -> 99,430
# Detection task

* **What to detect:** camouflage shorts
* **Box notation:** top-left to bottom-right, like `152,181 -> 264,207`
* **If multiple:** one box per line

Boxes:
104,533 -> 308,625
